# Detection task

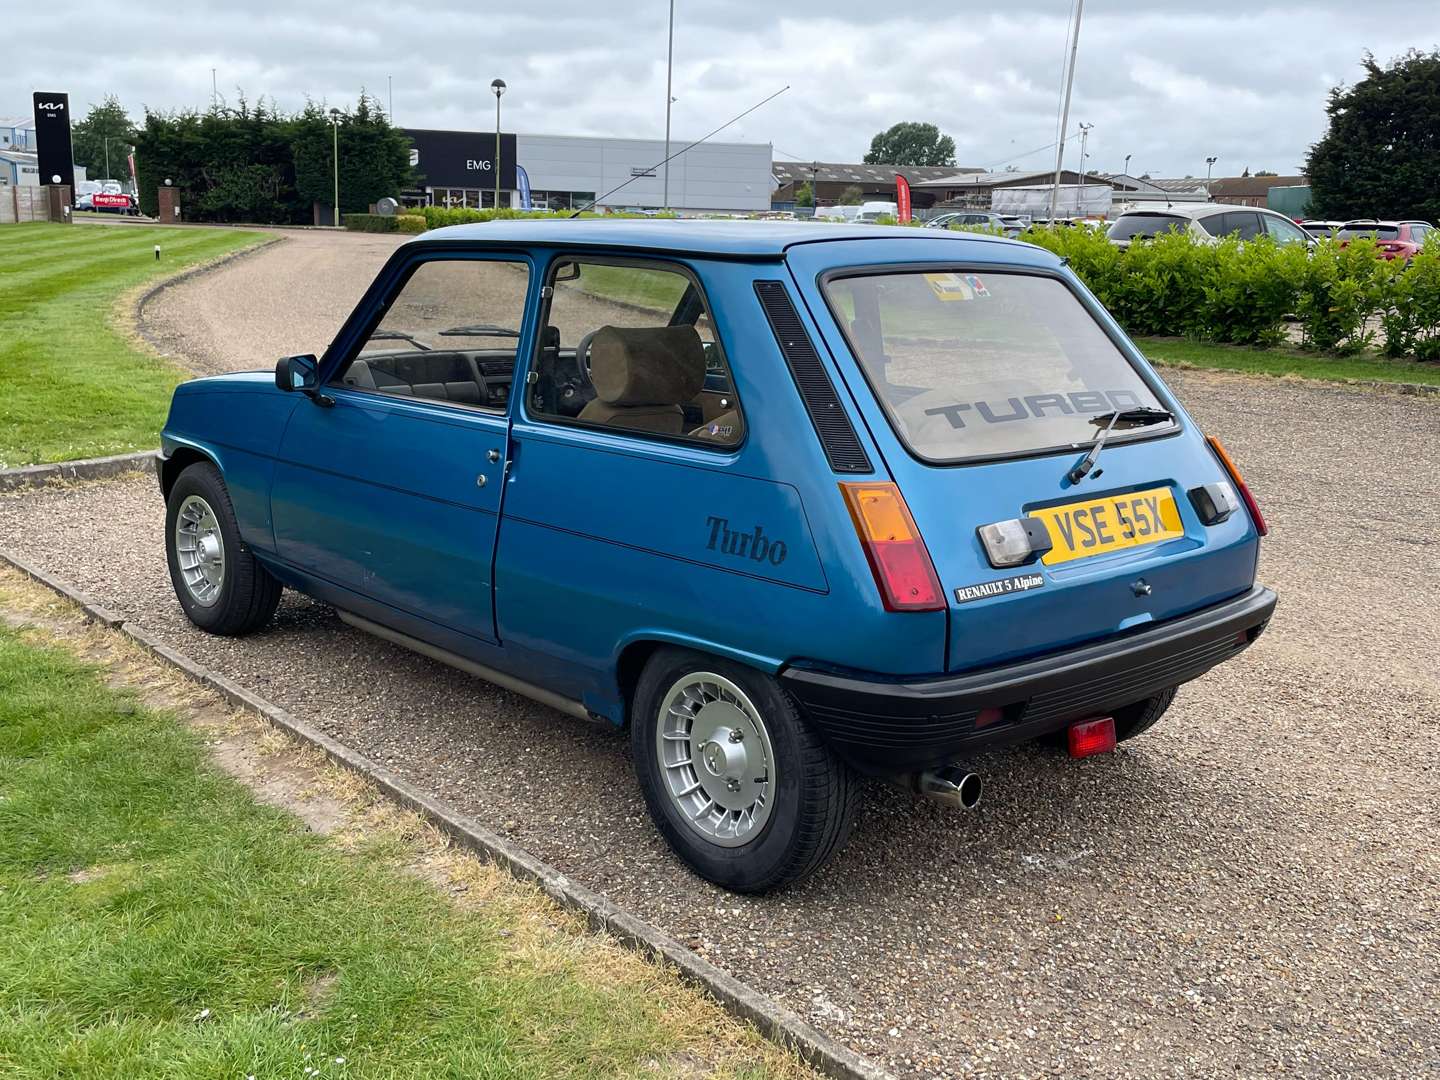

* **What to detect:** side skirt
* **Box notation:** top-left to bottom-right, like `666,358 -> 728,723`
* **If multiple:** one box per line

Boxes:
335,609 -> 592,723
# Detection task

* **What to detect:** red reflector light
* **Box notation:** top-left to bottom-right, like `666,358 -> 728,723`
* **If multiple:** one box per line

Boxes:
1206,436 -> 1269,537
840,482 -> 945,612
1068,716 -> 1117,758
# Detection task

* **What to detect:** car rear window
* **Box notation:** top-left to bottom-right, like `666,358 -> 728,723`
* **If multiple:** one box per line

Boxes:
823,271 -> 1175,463
1338,224 -> 1400,240
1106,214 -> 1187,241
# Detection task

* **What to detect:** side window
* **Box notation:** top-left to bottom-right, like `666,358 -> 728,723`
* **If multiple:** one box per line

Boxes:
1226,212 -> 1265,241
529,258 -> 744,447
335,257 -> 529,412
1199,212 -> 1234,238
1264,215 -> 1310,246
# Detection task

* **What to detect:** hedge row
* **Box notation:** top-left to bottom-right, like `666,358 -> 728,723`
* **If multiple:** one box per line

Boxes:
1019,227 -> 1440,360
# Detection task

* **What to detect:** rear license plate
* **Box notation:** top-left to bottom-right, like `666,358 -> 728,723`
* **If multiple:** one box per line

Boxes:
1029,486 -> 1183,566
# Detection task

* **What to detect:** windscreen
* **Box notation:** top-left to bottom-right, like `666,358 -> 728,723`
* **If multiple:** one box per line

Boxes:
1107,214 -> 1187,241
1338,224 -> 1400,240
824,271 -> 1175,462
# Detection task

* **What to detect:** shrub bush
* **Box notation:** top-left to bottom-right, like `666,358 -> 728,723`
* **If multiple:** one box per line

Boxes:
342,213 -> 398,232
1199,237 -> 1305,347
1294,237 -> 1391,353
396,214 -> 428,234
1381,250 -> 1440,361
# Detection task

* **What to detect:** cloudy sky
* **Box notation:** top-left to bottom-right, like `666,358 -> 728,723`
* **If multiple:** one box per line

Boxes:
6,2 -> 1437,177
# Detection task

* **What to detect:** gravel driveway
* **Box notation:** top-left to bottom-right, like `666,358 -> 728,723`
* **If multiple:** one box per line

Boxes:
7,232 -> 1438,1078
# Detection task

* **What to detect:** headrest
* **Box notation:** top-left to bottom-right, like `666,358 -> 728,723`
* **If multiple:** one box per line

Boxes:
589,325 -> 706,407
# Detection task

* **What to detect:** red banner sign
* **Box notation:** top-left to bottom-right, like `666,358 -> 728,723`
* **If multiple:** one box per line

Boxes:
93,193 -> 130,208
895,175 -> 912,223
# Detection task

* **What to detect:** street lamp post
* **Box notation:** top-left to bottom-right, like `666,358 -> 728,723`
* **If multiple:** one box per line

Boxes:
663,0 -> 675,212
1123,152 -> 1132,177
329,108 -> 341,227
491,79 -> 506,210
1205,155 -> 1218,194
1077,122 -> 1093,187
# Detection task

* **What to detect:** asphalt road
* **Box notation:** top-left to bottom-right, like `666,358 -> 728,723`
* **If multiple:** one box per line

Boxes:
4,233 -> 1437,1078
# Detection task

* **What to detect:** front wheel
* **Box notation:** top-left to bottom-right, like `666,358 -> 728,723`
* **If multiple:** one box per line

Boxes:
165,462 -> 281,636
631,649 -> 858,893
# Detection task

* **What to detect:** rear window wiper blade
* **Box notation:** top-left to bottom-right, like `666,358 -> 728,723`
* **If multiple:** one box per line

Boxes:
1066,407 -> 1174,484
438,324 -> 520,338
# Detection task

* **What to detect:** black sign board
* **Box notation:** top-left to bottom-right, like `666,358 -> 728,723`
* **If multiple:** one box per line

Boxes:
32,91 -> 75,189
404,128 -> 516,190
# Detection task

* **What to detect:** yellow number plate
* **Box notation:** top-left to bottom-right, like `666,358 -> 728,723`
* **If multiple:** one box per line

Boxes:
1029,487 -> 1184,566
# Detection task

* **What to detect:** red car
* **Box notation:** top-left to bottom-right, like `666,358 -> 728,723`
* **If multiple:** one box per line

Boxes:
1337,219 -> 1434,261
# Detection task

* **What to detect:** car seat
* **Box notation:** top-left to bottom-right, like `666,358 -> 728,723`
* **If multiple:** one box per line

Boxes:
578,326 -> 705,435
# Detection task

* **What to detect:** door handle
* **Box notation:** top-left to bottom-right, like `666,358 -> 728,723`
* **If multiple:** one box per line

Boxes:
487,449 -> 501,463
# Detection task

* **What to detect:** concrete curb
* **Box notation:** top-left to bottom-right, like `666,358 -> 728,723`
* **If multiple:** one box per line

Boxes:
1149,357 -> 1440,398
133,235 -> 286,358
0,451 -> 158,493
0,546 -> 894,1080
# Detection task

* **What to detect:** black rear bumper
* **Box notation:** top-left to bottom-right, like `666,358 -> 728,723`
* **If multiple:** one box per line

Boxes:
780,586 -> 1277,774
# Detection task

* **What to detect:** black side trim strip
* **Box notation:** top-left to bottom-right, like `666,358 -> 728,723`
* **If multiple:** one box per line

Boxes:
753,280 -> 872,474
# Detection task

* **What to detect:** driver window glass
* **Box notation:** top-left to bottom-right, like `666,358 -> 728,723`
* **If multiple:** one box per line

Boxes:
530,258 -> 744,448
1264,215 -> 1309,245
337,257 -> 529,413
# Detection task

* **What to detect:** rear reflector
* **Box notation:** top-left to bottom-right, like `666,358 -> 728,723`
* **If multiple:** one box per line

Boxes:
1068,716 -> 1117,758
840,481 -> 945,612
1206,436 -> 1269,537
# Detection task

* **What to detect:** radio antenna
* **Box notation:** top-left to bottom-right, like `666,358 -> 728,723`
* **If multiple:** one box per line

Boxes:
570,85 -> 790,218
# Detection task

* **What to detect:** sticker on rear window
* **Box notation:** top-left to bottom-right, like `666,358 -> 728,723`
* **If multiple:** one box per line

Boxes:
953,572 -> 1045,604
924,273 -> 990,302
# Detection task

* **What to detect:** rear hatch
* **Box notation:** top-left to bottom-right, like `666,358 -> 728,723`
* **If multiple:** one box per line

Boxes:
812,262 -> 1258,673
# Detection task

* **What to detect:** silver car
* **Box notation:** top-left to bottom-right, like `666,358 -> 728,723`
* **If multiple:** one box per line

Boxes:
1107,204 -> 1314,250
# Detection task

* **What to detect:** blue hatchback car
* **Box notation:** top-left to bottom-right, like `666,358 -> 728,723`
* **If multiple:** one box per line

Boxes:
160,220 -> 1276,892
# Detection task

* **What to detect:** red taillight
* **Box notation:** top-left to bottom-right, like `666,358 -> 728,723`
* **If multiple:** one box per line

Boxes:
1206,436 -> 1269,537
840,482 -> 945,612
1068,716 -> 1117,758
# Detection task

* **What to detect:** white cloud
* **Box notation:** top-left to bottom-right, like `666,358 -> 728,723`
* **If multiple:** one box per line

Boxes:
5,1 -> 1437,176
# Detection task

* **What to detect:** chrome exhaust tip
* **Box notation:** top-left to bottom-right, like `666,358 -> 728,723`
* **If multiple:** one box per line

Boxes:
915,765 -> 982,809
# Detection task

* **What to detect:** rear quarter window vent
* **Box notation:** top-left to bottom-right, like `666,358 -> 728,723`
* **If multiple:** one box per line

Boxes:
753,280 -> 872,474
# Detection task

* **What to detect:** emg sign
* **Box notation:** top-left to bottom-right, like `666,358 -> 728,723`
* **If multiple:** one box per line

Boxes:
403,128 -> 516,189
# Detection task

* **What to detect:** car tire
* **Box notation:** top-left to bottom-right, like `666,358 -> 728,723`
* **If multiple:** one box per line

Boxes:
631,648 -> 858,893
1111,686 -> 1178,742
165,462 -> 281,636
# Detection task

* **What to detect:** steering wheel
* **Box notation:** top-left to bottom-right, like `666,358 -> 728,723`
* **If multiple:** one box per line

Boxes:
553,329 -> 599,414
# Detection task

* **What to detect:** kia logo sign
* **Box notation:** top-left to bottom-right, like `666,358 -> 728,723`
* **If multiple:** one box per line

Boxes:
37,102 -> 66,111
465,159 -> 494,172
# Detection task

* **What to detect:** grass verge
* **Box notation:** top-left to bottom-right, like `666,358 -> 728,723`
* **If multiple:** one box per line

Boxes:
0,222 -> 265,469
1136,336 -> 1440,388
0,571 -> 813,1080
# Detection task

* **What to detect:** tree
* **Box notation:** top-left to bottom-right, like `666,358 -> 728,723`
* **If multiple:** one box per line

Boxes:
1307,49 -> 1440,222
292,95 -> 414,216
839,186 -> 864,205
862,122 -> 956,167
793,181 -> 814,207
71,96 -> 136,180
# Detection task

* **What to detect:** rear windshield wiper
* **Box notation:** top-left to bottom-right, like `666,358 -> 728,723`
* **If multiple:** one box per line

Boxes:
1066,407 -> 1174,484
438,324 -> 520,338
367,329 -> 432,351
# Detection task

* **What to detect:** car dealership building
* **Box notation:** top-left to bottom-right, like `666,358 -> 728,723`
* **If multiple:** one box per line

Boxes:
402,129 -> 773,214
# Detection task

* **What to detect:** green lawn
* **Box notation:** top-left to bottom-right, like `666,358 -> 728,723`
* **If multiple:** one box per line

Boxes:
0,223 -> 264,469
0,620 -> 801,1079
1135,336 -> 1440,387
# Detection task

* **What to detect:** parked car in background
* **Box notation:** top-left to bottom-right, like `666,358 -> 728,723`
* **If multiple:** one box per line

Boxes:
156,219 -> 1275,892
1336,220 -> 1434,261
1300,219 -> 1343,238
854,200 -> 899,223
1107,204 -> 1314,250
927,210 -> 1020,237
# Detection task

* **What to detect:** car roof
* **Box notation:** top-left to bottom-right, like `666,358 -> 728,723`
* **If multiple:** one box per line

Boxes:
1115,203 -> 1287,222
410,218 -> 1026,258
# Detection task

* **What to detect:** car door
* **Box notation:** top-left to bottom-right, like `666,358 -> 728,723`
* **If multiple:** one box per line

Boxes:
270,250 -> 536,646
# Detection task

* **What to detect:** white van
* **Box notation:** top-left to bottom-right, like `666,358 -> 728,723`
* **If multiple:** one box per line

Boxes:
855,201 -> 899,223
